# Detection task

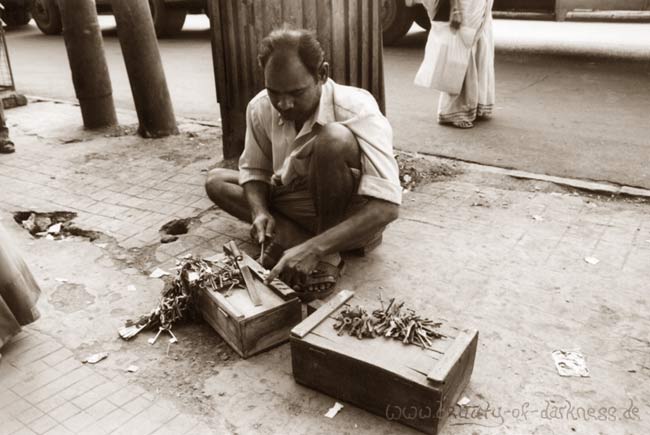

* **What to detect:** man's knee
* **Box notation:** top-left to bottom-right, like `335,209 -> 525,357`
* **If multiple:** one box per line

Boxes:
314,123 -> 360,168
205,168 -> 238,202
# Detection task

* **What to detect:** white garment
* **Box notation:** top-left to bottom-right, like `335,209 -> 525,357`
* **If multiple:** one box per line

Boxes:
419,0 -> 496,123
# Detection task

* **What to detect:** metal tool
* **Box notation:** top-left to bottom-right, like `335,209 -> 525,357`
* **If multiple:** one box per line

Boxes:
224,241 -> 263,306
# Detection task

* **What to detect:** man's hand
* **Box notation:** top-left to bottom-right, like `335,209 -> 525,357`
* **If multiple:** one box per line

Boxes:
264,242 -> 321,288
251,211 -> 275,244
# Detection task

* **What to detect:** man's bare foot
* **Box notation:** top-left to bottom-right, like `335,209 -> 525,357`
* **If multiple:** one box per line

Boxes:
452,120 -> 473,129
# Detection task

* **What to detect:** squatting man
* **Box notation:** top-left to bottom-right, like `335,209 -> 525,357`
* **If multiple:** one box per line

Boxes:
205,27 -> 402,298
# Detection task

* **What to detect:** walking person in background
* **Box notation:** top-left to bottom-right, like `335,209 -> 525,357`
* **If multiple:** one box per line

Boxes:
0,103 -> 14,153
0,222 -> 41,357
417,0 -> 495,129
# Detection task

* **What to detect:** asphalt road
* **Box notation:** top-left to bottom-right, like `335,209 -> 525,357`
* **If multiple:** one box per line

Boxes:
5,16 -> 650,188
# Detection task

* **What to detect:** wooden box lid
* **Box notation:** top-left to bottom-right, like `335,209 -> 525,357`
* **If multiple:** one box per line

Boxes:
291,290 -> 478,387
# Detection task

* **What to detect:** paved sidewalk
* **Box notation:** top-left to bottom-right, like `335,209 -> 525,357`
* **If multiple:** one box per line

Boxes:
1,100 -> 649,434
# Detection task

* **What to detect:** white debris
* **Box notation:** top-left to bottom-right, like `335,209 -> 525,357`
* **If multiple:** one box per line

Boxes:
55,278 -> 69,283
127,285 -> 137,292
552,350 -> 590,377
82,352 -> 108,364
187,271 -> 200,283
457,396 -> 471,406
584,256 -> 600,265
324,402 -> 344,419
45,234 -> 55,241
149,268 -> 170,279
126,365 -> 139,373
531,215 -> 544,221
47,223 -> 62,234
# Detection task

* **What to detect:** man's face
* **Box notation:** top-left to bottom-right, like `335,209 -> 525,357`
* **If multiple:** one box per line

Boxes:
264,51 -> 324,124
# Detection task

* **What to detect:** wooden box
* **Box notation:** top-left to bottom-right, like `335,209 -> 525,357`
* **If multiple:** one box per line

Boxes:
290,290 -> 478,435
197,254 -> 302,358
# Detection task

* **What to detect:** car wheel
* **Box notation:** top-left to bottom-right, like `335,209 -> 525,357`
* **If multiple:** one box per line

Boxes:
149,0 -> 186,38
2,8 -> 32,27
381,0 -> 415,46
31,0 -> 62,35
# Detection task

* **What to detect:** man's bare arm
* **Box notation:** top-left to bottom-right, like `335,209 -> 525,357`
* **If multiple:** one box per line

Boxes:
243,181 -> 274,243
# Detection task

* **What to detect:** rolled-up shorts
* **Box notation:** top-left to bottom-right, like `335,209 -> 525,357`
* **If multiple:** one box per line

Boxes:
269,168 -> 384,252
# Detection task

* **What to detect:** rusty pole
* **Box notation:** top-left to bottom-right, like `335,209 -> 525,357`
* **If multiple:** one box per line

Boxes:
111,0 -> 178,138
59,0 -> 117,129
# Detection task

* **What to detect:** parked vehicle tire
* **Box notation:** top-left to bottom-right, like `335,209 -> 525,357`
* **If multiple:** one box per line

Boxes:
31,0 -> 62,35
149,0 -> 186,37
2,7 -> 32,27
381,0 -> 415,45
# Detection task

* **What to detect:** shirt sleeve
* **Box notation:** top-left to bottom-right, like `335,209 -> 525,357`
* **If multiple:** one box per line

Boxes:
342,107 -> 402,206
238,100 -> 273,185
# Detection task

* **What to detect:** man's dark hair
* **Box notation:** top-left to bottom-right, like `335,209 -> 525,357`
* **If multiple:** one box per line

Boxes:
258,26 -> 325,78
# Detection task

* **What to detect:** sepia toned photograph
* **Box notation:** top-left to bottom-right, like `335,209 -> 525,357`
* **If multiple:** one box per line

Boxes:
0,1 -> 648,434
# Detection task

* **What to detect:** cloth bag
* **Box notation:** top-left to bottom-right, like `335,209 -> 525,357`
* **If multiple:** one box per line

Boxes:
414,21 -> 477,95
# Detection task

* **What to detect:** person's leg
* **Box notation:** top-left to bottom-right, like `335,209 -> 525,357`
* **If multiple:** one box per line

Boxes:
205,168 -> 250,222
204,168 -> 311,254
308,123 -> 361,233
0,103 -> 14,154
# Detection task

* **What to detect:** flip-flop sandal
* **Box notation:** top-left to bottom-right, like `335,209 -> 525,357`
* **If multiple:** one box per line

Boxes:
293,260 -> 345,303
0,140 -> 15,154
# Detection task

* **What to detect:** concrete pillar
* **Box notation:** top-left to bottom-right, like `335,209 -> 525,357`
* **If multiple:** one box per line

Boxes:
111,0 -> 178,138
59,0 -> 117,129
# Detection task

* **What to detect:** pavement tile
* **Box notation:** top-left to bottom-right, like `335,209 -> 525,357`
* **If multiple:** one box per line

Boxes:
3,334 -> 45,358
15,404 -> 44,425
10,427 -> 38,435
106,387 -> 142,408
34,395 -> 68,414
22,366 -> 93,404
87,408 -> 134,435
41,349 -> 74,368
22,360 -> 51,376
134,189 -> 167,201
149,413 -> 199,435
41,426 -> 74,435
0,387 -> 20,408
48,402 -> 81,423
0,417 -> 25,435
10,368 -> 62,397
53,356 -> 81,374
61,410 -> 96,433
71,380 -> 121,410
119,395 -> 151,416
110,403 -> 176,435
59,373 -> 106,400
84,399 -> 117,421
28,414 -> 58,434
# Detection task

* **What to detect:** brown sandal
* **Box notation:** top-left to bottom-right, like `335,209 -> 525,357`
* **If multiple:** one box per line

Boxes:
293,260 -> 345,303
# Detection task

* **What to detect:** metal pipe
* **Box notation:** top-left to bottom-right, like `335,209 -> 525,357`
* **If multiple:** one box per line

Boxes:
111,0 -> 178,138
59,0 -> 117,129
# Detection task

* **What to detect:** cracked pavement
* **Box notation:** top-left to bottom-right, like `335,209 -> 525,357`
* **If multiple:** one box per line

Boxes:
1,100 -> 649,434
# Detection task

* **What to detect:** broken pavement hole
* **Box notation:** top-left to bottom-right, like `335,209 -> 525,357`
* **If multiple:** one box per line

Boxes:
13,211 -> 103,241
159,218 -> 192,243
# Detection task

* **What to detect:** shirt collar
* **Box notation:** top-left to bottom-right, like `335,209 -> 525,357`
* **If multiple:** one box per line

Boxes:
275,79 -> 335,128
